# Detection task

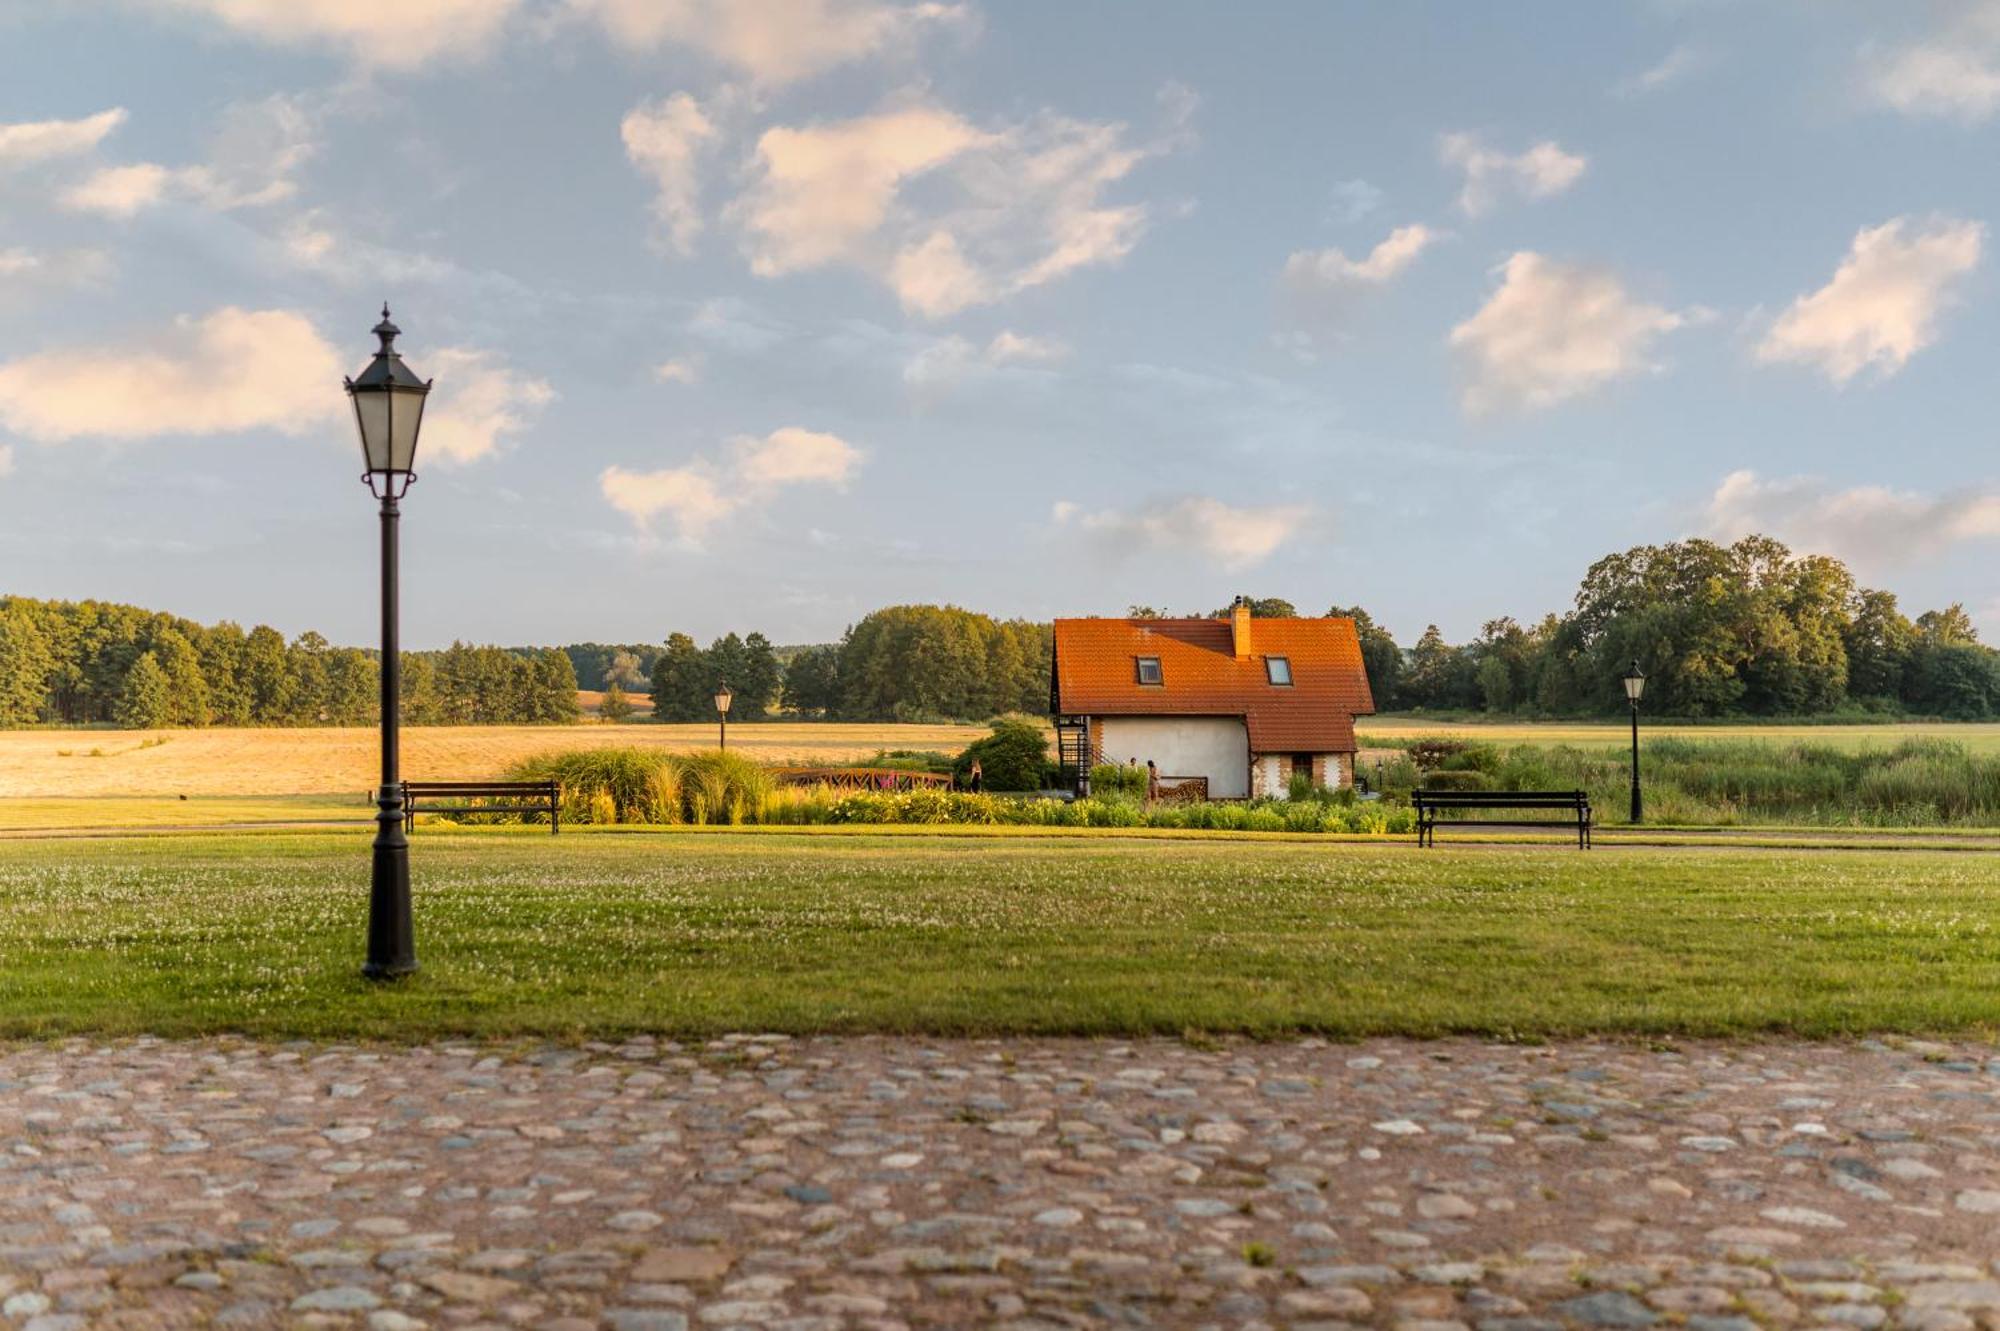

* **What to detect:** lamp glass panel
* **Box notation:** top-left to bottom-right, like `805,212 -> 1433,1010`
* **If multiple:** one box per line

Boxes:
388,387 -> 425,472
352,391 -> 393,473
1623,674 -> 1645,701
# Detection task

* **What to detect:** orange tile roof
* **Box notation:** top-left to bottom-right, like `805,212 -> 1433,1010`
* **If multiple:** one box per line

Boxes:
1052,616 -> 1376,753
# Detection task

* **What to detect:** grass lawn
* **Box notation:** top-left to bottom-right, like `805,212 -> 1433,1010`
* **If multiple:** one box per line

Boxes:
2,828 -> 1996,1042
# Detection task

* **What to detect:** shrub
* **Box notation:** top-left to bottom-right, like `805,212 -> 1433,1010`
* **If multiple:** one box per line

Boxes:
1418,769 -> 1489,791
953,715 -> 1051,791
1091,762 -> 1149,797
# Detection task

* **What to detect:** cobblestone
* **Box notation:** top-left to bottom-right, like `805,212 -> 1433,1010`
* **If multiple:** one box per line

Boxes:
2,1036 -> 2000,1328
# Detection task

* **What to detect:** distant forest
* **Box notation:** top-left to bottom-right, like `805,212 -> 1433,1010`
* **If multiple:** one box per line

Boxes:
0,596 -> 578,729
4,535 -> 1995,729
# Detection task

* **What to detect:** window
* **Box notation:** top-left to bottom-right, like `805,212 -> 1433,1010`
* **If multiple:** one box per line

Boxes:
1265,656 -> 1293,686
1135,656 -> 1163,686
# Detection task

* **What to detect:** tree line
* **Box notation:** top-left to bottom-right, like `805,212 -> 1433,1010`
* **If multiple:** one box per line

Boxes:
0,596 -> 579,729
9,533 -> 1995,731
1170,537 -> 1995,720
646,606 -> 1051,723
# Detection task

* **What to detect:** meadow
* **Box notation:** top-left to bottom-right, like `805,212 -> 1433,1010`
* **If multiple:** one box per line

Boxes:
0,829 -> 1995,1040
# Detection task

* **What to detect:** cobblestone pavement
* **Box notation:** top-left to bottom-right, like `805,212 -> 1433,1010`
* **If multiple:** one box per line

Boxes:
5,1037 -> 2000,1331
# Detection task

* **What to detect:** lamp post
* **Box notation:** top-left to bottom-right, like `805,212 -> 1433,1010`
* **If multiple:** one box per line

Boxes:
714,682 -> 733,751
346,306 -> 432,980
1622,660 -> 1646,825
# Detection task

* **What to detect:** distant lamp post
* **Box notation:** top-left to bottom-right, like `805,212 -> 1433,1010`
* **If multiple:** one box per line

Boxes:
1622,660 -> 1646,825
346,305 -> 432,980
714,682 -> 734,751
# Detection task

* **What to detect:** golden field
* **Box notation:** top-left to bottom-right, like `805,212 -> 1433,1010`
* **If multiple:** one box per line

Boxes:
3,717 -> 1996,806
0,722 -> 990,799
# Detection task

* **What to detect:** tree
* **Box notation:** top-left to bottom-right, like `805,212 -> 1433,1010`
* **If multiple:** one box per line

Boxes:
151,628 -> 210,727
1326,605 -> 1402,709
242,625 -> 293,723
1403,625 -> 1472,710
1844,589 -> 1914,701
1916,605 -> 1979,646
651,633 -> 708,721
952,715 -> 1050,791
1209,597 -> 1298,618
0,606 -> 52,726
781,645 -> 840,717
601,681 -> 634,722
737,632 -> 781,720
116,652 -> 173,729
1475,655 -> 1515,713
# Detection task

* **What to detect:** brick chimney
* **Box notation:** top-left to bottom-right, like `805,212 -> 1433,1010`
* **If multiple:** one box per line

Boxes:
1231,595 -> 1252,660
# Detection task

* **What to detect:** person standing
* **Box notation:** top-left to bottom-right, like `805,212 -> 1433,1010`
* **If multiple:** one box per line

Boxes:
1146,759 -> 1160,802
968,758 -> 984,794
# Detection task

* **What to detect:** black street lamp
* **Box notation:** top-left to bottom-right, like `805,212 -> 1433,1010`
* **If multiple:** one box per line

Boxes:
346,306 -> 432,980
1622,660 -> 1646,825
714,681 -> 733,751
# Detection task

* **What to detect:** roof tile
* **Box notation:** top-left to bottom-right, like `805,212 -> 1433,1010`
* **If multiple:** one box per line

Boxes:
1052,617 -> 1376,752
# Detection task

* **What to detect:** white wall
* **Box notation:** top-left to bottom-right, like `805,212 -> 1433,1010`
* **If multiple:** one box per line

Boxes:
1098,717 -> 1249,799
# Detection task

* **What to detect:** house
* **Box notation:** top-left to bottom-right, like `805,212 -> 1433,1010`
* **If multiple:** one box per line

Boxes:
1050,598 -> 1376,799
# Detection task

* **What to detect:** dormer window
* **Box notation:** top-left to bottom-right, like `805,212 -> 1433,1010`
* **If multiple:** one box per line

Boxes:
1265,656 -> 1292,686
1135,656 -> 1163,686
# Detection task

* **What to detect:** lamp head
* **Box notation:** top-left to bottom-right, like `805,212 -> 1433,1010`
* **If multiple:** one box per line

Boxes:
345,304 -> 432,499
1622,660 -> 1646,703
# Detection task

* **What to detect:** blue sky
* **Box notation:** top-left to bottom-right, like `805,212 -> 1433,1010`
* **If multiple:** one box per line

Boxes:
1,1 -> 1997,650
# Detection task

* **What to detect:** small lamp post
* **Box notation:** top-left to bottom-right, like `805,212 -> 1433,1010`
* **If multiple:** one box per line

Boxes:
1622,660 -> 1646,825
714,681 -> 733,751
346,305 -> 432,980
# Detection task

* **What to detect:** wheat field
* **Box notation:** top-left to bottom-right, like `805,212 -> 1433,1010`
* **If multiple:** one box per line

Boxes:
0,723 -> 991,798
5,717 -> 1997,800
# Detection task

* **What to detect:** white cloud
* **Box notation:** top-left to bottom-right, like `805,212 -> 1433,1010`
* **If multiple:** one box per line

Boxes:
1866,2 -> 2000,121
571,0 -> 968,85
0,307 -> 343,442
1755,215 -> 1984,384
729,98 -> 1166,317
1282,223 -> 1437,298
902,329 -> 1065,390
600,464 -> 733,540
136,0 -> 522,69
1053,496 -> 1311,570
1440,133 -> 1587,216
601,425 -> 863,542
58,94 -> 317,217
734,426 -> 859,486
986,330 -> 1065,364
621,93 -> 717,255
1449,252 -> 1688,417
61,163 -> 172,217
0,108 -> 127,167
0,247 -> 113,299
1614,44 -> 1709,97
1704,469 -> 2000,565
653,357 -> 699,383
418,348 -> 555,466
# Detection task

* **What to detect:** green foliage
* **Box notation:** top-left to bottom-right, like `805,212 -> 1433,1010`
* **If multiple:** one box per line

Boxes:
954,715 -> 1051,791
507,747 -> 774,826
0,595 -> 576,729
1091,762 -> 1149,797
600,681 -> 634,722
834,604 -> 1050,722
1418,769 -> 1489,791
114,652 -> 172,729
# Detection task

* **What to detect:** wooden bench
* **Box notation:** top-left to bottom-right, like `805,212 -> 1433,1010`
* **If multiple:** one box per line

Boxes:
402,780 -> 560,834
1413,789 -> 1592,849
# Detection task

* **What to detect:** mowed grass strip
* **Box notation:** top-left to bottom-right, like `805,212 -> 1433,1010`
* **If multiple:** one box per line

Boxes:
0,831 -> 1995,1041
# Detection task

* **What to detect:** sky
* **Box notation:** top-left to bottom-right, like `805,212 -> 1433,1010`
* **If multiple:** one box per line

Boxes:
1,1 -> 1997,651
